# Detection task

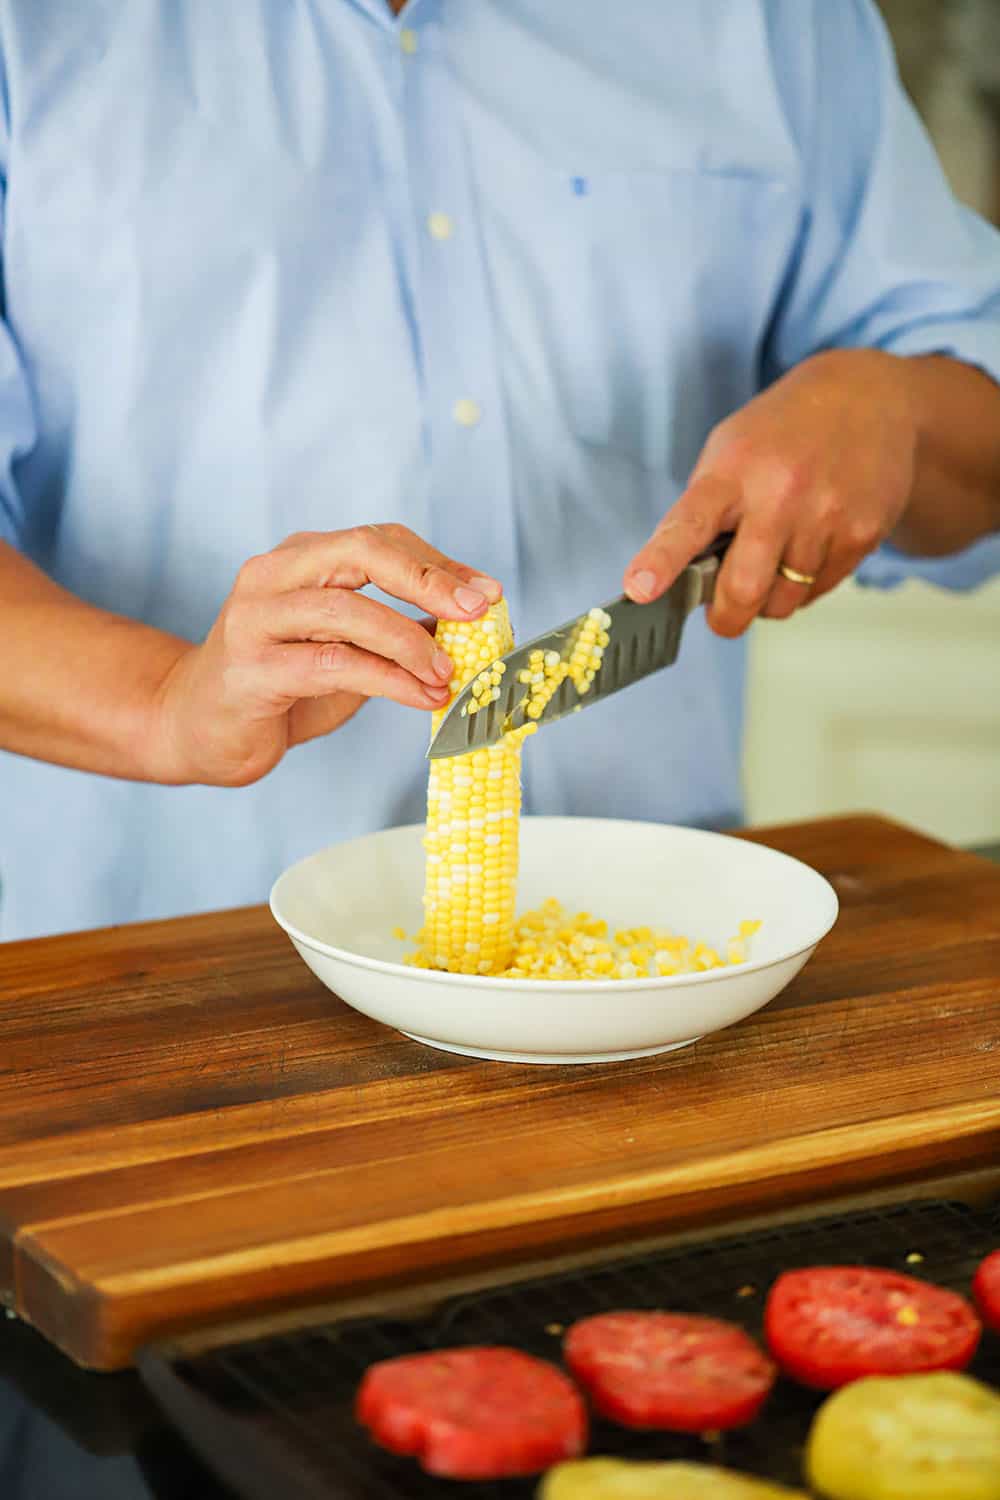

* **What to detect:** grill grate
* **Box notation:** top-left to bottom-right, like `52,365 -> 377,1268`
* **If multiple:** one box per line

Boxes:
141,1199 -> 1000,1499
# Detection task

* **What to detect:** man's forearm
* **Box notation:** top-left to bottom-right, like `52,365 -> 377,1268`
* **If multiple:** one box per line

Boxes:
891,352 -> 1000,556
0,541 -> 191,780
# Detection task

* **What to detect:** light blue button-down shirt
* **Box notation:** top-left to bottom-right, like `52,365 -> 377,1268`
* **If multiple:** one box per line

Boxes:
2,0 -> 1000,940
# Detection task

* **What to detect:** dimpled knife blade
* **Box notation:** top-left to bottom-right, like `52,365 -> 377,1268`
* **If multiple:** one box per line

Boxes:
426,543 -> 726,759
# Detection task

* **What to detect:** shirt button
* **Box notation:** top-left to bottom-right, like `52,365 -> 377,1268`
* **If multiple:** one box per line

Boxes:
453,398 -> 482,428
427,212 -> 454,241
400,28 -> 418,54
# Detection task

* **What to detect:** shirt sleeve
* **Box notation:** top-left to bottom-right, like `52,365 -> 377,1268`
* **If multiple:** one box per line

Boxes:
763,0 -> 1000,591
0,76 -> 38,552
0,327 -> 34,549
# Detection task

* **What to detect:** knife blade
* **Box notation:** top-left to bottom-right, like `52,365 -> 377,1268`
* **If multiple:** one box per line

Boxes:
427,534 -> 732,759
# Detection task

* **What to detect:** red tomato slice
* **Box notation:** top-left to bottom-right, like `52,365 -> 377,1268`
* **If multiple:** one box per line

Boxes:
764,1266 -> 982,1390
973,1249 -> 1000,1334
562,1311 -> 776,1432
355,1346 -> 587,1480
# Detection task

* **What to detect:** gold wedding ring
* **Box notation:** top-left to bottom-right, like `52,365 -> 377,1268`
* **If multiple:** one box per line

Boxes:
777,562 -> 816,587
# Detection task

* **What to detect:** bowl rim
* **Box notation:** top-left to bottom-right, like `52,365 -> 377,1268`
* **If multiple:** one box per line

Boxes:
268,817 -> 840,995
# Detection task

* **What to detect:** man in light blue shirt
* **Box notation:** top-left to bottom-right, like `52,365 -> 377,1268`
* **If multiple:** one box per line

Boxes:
1,0 -> 1000,941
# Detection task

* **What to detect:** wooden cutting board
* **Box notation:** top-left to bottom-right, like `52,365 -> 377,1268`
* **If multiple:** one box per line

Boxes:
0,814 -> 998,1370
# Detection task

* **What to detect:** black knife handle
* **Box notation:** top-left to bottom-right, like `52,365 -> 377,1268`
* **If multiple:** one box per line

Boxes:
693,531 -> 735,564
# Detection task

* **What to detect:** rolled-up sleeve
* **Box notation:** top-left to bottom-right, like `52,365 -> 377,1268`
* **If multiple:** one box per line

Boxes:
764,0 -> 1000,590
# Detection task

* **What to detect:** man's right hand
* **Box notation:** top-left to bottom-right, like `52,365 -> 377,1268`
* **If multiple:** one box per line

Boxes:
153,523 -> 500,786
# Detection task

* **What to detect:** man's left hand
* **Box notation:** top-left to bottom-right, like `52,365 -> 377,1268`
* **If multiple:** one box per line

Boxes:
623,350 -> 918,636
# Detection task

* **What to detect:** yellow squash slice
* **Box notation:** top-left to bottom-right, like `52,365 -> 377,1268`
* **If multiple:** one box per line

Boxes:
806,1371 -> 1000,1500
539,1457 -> 808,1500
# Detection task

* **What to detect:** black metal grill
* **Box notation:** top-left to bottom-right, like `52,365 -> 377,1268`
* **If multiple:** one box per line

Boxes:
140,1198 -> 1000,1499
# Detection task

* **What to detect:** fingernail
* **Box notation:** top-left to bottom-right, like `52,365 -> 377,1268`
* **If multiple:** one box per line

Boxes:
432,649 -> 454,680
467,574 -> 501,602
455,585 -> 487,613
426,683 -> 450,701
627,569 -> 658,601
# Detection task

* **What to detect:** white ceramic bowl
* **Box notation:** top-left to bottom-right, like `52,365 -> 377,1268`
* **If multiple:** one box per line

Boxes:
270,817 -> 838,1065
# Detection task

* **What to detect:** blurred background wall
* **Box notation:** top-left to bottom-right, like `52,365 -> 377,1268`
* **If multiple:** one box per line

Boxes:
743,0 -> 1000,845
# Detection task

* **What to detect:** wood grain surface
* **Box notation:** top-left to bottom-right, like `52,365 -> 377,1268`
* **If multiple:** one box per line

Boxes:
0,815 -> 997,1369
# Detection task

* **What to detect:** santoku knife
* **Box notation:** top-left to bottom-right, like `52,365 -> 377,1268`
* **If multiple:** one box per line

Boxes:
426,534 -> 732,759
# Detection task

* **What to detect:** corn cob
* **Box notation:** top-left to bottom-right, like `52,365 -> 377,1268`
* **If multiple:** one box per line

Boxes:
414,600 -> 533,975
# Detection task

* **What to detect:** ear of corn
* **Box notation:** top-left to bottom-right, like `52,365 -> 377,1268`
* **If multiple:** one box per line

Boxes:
412,600 -> 533,975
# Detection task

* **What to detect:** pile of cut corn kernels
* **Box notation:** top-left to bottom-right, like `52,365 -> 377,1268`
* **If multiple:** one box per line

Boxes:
402,901 -> 760,981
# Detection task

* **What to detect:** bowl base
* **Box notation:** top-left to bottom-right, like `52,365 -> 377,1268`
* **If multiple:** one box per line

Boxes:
401,1033 -> 701,1066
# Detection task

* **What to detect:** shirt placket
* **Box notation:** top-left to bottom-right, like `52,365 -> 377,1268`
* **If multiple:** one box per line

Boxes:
393,5 -> 522,626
